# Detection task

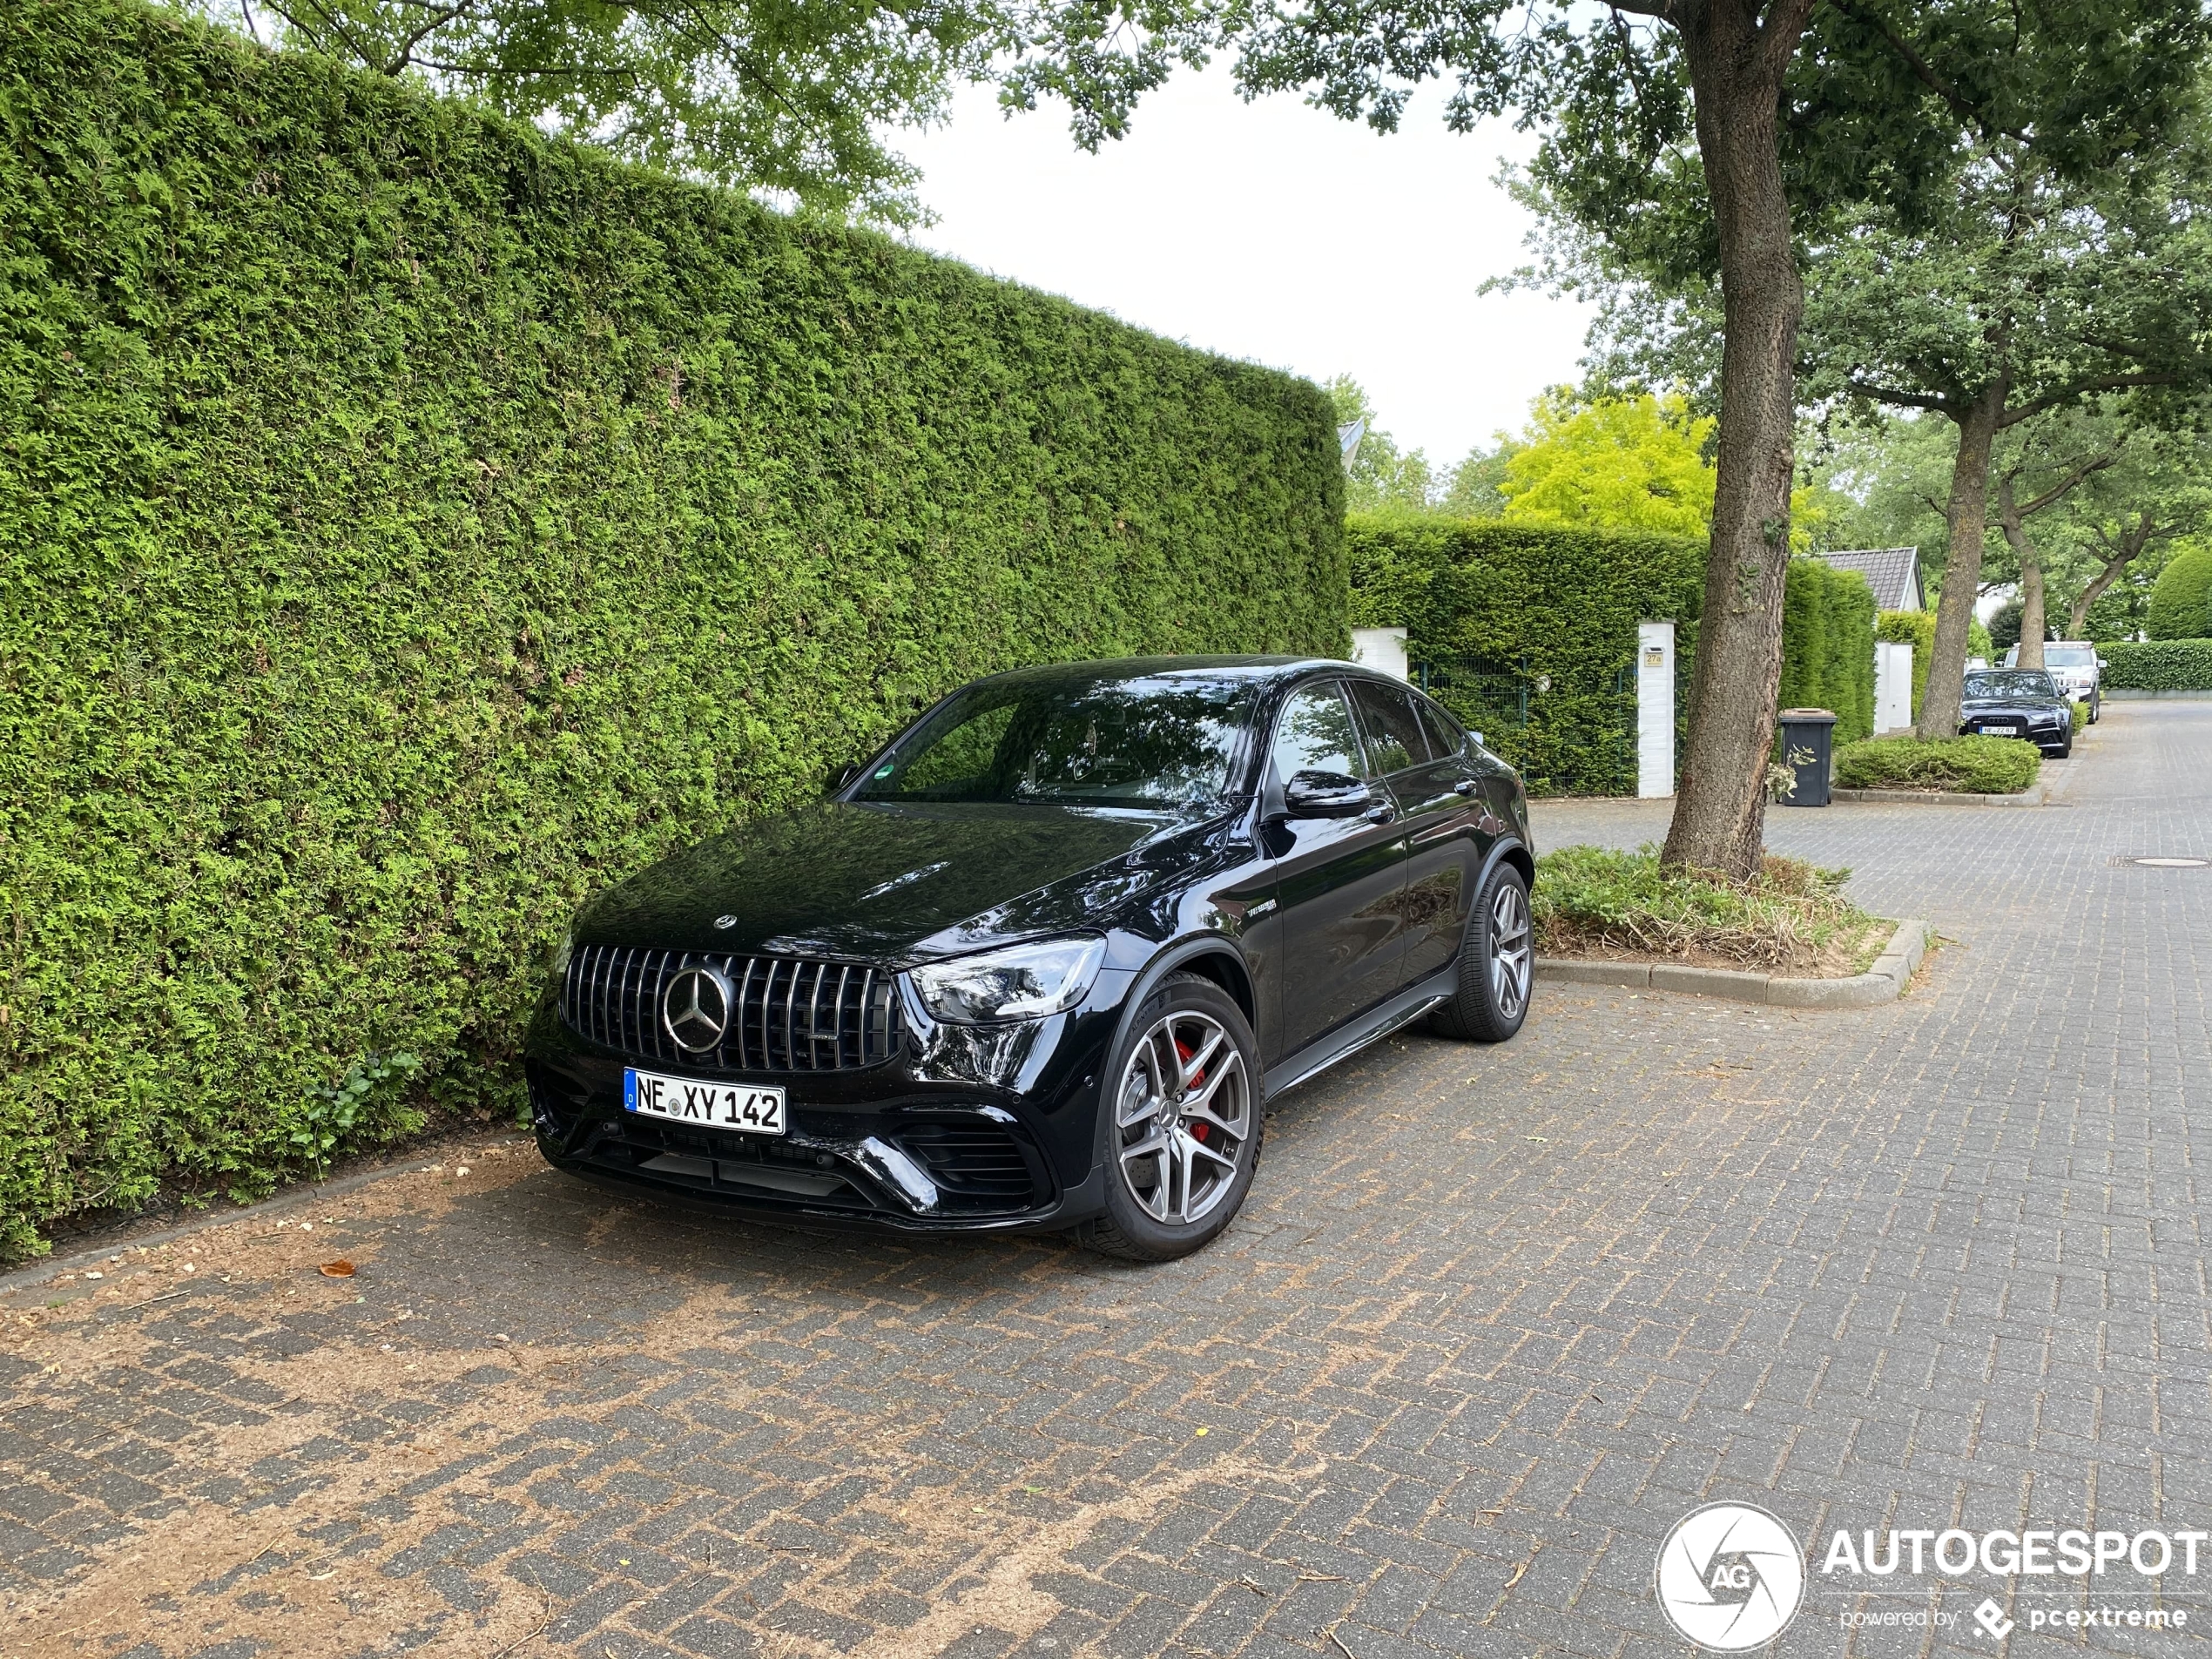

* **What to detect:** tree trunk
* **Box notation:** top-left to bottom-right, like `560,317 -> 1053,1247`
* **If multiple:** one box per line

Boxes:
1913,384 -> 2006,738
1660,0 -> 1816,880
2067,513 -> 2155,637
1997,475 -> 2046,668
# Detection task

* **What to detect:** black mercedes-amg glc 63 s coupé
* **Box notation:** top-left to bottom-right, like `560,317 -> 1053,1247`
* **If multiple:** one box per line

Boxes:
525,657 -> 1534,1259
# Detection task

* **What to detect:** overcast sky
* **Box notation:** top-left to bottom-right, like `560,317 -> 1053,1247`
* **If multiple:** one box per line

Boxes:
896,70 -> 1595,471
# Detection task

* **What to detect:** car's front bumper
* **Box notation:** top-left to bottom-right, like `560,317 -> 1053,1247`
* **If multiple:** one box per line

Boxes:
522,976 -> 1130,1235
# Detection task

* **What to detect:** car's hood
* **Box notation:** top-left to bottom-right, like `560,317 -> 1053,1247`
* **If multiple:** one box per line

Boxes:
1963,694 -> 2066,716
574,799 -> 1225,962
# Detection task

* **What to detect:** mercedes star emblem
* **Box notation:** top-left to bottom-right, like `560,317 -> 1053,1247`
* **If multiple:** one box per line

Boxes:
713,914 -> 738,929
661,965 -> 735,1053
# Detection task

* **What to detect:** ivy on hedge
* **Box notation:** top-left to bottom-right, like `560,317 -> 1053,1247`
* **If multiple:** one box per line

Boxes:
0,0 -> 1346,1258
2097,639 -> 2212,690
1345,516 -> 1705,793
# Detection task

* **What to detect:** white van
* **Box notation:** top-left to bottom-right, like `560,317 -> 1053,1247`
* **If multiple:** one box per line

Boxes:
2001,640 -> 2106,721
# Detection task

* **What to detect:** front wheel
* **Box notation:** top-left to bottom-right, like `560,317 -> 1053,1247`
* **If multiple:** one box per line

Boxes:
1430,860 -> 1533,1043
2088,693 -> 2101,725
1082,974 -> 1264,1262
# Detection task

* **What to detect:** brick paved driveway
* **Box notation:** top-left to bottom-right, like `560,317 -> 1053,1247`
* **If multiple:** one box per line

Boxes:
4,705 -> 2208,1659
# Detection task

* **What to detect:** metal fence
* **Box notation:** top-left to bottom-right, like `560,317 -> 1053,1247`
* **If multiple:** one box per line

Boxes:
1413,645 -> 1692,797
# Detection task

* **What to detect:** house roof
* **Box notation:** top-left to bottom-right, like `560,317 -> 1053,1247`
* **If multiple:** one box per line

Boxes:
1814,546 -> 1924,611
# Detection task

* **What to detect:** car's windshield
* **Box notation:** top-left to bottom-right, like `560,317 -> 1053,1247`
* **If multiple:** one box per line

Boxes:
1966,671 -> 2059,698
856,673 -> 1258,809
2045,646 -> 2095,667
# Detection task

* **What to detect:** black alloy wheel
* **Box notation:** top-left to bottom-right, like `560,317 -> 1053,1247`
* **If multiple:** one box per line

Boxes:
1082,973 -> 1263,1261
1429,860 -> 1533,1043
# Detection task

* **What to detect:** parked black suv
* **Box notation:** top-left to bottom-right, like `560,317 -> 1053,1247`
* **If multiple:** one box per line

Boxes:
525,657 -> 1534,1259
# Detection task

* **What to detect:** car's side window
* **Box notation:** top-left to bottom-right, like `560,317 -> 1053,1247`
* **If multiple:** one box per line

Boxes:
1270,682 -> 1364,784
1411,693 -> 1466,760
1347,680 -> 1432,778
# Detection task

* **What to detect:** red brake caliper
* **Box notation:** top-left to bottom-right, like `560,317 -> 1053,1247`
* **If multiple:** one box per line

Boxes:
1177,1037 -> 1210,1143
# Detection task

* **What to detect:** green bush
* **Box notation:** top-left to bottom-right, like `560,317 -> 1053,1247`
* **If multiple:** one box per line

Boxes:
1780,558 -> 1876,742
2148,544 -> 2212,640
1833,737 -> 2042,794
1347,516 -> 1706,793
2099,639 -> 2212,690
0,0 -> 1346,1258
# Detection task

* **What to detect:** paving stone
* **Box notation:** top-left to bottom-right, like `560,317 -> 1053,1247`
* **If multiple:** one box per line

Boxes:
5,704 -> 2209,1654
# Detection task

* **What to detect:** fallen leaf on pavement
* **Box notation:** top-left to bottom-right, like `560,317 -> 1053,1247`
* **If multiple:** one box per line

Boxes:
319,1261 -> 355,1278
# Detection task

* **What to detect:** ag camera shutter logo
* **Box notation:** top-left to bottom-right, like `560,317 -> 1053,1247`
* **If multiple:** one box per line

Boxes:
1655,1502 -> 1806,1651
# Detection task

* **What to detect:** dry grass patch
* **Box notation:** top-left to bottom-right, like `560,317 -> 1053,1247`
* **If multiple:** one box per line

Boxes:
1534,843 -> 1890,974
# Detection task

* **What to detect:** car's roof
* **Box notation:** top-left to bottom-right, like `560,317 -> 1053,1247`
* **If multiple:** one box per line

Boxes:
961,654 -> 1396,691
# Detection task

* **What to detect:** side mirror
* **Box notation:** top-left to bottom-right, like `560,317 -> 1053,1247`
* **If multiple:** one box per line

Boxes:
1470,731 -> 1486,750
2098,657 -> 2110,669
1283,769 -> 1374,818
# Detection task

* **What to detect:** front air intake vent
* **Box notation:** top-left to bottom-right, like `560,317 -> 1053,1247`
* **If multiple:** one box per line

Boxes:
562,947 -> 901,1072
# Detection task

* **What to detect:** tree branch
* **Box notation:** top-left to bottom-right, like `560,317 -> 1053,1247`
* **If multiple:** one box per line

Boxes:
1827,0 -> 2030,141
1998,373 -> 2185,428
2012,452 -> 2120,520
1847,378 -> 1958,415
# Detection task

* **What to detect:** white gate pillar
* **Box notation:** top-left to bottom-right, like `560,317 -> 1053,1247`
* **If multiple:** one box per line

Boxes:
1636,621 -> 1676,799
1874,640 -> 1913,733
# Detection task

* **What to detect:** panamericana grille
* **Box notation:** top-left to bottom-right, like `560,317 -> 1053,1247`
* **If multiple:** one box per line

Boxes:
562,947 -> 901,1071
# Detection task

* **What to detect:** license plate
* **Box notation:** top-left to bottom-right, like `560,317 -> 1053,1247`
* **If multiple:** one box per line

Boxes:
624,1068 -> 786,1136
1982,723 -> 2022,737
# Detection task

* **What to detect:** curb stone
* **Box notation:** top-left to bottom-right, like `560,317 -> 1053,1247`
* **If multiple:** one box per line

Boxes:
1831,786 -> 2053,807
1538,918 -> 1931,1008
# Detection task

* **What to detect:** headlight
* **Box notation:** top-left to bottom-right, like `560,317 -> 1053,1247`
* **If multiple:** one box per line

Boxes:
908,937 -> 1107,1024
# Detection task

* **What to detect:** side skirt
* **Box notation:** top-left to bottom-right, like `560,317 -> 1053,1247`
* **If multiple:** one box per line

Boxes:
1261,961 -> 1460,1098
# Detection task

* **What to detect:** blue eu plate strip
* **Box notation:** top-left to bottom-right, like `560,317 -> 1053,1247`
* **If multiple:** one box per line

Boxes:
623,1069 -> 637,1113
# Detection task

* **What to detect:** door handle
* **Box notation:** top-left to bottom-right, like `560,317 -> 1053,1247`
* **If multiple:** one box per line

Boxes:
1453,779 -> 1478,796
1360,802 -> 1398,824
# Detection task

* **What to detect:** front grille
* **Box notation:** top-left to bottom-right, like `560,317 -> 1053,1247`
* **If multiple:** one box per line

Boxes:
892,1121 -> 1042,1204
562,946 -> 901,1071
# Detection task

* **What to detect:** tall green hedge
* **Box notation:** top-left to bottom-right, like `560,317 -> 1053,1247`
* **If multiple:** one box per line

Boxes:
0,0 -> 1345,1258
1345,516 -> 1706,792
2148,545 -> 2212,640
2099,639 -> 2212,690
1779,557 -> 1875,742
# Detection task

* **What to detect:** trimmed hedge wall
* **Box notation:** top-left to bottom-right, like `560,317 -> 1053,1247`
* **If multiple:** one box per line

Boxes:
1345,516 -> 1705,792
2099,640 -> 2212,690
0,0 -> 1346,1258
1346,522 -> 1876,788
1780,558 -> 1875,743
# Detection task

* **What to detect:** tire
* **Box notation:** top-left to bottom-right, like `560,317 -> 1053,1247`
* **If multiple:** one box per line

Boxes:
1429,859 -> 1534,1043
1080,973 -> 1264,1262
2055,732 -> 2073,759
2089,693 -> 2101,725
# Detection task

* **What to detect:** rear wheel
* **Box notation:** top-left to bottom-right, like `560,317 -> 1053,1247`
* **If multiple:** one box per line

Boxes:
1429,860 -> 1533,1043
1082,974 -> 1263,1262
